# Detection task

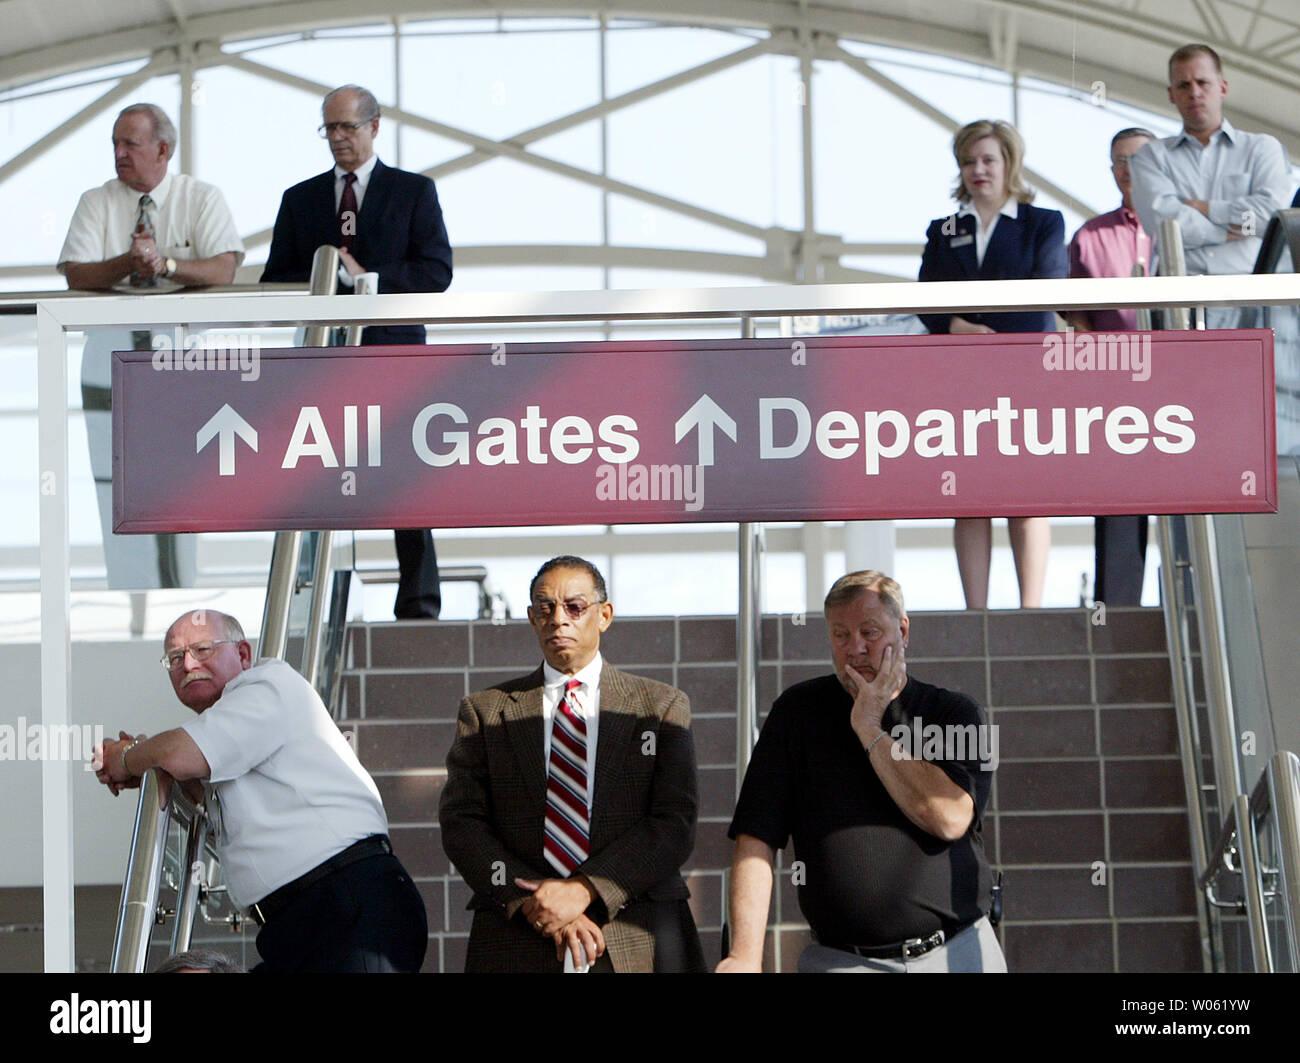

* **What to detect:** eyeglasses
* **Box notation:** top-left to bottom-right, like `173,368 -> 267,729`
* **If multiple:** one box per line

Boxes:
161,640 -> 234,671
1110,157 -> 1135,169
318,121 -> 370,138
531,598 -> 600,621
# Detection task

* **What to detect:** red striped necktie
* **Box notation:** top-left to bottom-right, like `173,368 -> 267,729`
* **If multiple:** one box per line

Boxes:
544,679 -> 590,875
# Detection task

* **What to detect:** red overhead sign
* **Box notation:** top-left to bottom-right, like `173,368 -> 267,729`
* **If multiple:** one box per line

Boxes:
113,331 -> 1277,532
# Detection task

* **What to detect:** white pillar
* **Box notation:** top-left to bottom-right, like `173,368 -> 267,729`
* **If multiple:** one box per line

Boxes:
845,520 -> 896,576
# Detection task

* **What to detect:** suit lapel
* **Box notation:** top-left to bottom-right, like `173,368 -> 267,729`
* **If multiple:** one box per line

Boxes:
949,213 -> 979,279
356,158 -> 391,257
311,171 -> 337,247
590,665 -> 639,834
502,667 -> 548,801
980,203 -> 1023,278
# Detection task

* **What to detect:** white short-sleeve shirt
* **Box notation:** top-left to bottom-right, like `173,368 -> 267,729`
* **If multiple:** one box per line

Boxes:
181,658 -> 387,908
57,171 -> 245,290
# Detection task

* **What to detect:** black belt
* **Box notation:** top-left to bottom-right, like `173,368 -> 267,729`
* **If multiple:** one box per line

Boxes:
249,834 -> 392,927
821,919 -> 975,961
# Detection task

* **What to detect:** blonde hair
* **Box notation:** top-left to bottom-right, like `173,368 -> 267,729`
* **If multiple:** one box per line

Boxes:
952,119 -> 1034,205
823,571 -> 906,620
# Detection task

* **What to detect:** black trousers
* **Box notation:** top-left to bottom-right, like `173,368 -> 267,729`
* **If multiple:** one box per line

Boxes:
1094,515 -> 1149,606
253,852 -> 428,973
358,326 -> 442,621
393,528 -> 441,618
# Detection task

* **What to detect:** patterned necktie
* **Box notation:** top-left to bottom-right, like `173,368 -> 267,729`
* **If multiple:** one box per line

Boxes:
338,172 -> 358,249
544,679 -> 590,875
131,194 -> 158,288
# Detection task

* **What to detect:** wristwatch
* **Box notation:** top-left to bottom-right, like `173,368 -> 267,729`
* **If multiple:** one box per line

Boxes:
164,257 -> 178,278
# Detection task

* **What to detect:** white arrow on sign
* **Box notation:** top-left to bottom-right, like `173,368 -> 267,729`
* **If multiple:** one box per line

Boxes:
196,404 -> 259,476
674,393 -> 737,467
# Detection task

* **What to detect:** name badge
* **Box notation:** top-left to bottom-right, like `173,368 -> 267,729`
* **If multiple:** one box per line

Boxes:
949,235 -> 973,248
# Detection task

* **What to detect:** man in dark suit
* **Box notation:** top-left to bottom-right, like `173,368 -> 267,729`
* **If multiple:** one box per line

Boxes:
262,84 -> 452,618
439,555 -> 704,972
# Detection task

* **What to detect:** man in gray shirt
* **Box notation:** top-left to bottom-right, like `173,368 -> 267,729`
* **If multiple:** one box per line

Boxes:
1130,43 -> 1291,325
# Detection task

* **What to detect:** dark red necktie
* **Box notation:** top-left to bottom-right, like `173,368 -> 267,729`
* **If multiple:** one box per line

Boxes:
338,172 -> 358,249
544,679 -> 590,875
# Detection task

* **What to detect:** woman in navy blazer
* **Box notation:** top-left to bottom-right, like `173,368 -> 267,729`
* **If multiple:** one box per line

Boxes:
919,119 -> 1067,610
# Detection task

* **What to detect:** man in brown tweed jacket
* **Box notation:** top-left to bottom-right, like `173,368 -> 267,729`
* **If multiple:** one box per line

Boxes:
440,555 -> 704,972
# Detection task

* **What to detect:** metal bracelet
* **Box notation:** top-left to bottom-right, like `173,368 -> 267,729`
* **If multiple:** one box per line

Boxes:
122,736 -> 144,777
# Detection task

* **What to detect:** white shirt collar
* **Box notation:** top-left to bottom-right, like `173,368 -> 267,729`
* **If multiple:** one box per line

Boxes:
957,198 -> 1019,225
334,154 -> 379,185
123,170 -> 172,208
1174,116 -> 1236,150
543,652 -> 603,697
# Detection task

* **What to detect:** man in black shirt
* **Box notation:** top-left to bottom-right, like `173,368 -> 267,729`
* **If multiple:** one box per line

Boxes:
717,570 -> 1004,972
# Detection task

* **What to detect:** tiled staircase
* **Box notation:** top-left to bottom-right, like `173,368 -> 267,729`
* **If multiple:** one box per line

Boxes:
343,606 -> 1198,973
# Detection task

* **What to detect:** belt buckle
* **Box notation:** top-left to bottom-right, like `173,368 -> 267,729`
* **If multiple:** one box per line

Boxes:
902,929 -> 944,959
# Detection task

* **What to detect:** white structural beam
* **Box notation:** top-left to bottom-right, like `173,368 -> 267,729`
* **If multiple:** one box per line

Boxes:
821,40 -> 1100,220
37,302 -> 73,973
0,63 -> 166,186
429,34 -> 785,181
234,33 -> 785,251
227,53 -> 772,243
4,3 -> 1297,157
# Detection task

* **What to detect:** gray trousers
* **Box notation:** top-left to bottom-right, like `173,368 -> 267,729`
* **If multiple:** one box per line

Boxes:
798,916 -> 1007,973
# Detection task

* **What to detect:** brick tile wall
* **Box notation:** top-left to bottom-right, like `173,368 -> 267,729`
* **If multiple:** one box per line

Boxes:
343,606 -> 1198,973
1,607 -> 1199,973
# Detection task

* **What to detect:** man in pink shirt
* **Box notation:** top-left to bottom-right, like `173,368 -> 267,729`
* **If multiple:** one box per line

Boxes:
1067,127 -> 1156,605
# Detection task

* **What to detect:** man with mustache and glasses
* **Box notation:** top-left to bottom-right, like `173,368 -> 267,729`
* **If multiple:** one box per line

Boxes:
94,609 -> 426,972
440,555 -> 704,972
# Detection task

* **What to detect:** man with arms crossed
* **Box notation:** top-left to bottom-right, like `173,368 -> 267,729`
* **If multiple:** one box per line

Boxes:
718,571 -> 1002,972
1130,43 -> 1291,327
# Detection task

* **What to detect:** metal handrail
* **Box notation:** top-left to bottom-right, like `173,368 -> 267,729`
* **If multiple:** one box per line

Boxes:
1158,515 -> 1218,971
110,770 -> 213,972
260,245 -> 343,688
1268,750 -> 1300,965
1199,751 -> 1300,972
1155,217 -> 1225,970
110,771 -> 172,972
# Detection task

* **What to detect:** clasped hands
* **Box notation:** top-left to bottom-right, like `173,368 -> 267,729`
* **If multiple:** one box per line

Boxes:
93,730 -> 144,796
515,875 -> 606,967
128,229 -> 166,277
338,247 -> 365,277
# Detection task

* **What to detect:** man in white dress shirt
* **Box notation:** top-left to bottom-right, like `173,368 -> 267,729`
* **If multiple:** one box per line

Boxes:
1130,44 -> 1292,326
94,609 -> 427,972
58,103 -> 245,588
440,555 -> 704,972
